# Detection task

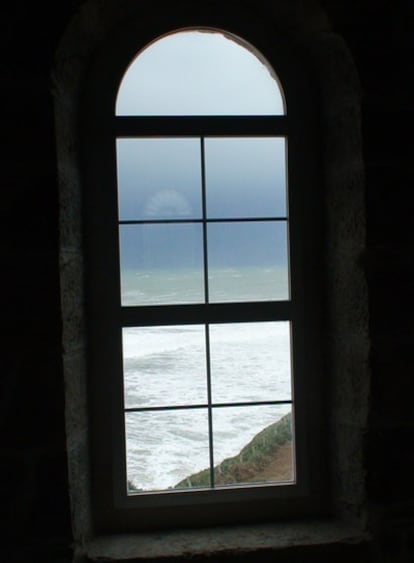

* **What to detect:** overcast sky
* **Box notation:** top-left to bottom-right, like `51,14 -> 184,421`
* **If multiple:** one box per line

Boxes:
116,29 -> 285,116
115,30 -> 288,281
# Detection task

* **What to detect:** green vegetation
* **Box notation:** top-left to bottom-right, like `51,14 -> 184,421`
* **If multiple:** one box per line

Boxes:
174,412 -> 292,488
127,479 -> 141,492
126,413 -> 292,492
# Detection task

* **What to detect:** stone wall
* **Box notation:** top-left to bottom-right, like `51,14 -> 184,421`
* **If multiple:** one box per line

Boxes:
1,1 -> 413,562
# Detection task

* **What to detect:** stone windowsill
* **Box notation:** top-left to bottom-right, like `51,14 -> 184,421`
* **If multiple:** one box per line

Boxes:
84,519 -> 370,560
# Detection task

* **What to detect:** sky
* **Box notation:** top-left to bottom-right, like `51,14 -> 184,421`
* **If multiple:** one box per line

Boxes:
114,30 -> 288,277
115,29 -> 285,116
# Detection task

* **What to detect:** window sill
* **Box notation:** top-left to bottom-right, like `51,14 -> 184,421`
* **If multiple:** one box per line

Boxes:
84,519 -> 370,560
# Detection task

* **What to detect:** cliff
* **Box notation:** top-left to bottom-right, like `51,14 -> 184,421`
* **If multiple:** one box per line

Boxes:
175,412 -> 293,488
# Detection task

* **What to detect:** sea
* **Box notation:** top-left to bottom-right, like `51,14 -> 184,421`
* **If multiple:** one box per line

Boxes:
121,266 -> 293,491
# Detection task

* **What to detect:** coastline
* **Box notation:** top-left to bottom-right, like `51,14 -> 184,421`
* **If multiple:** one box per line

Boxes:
175,412 -> 293,488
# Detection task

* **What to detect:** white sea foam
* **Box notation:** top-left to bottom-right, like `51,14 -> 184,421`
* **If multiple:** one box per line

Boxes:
122,267 -> 292,491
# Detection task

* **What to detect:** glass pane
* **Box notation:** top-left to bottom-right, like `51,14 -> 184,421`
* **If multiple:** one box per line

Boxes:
205,138 -> 287,218
123,326 -> 207,409
212,405 -> 293,486
117,138 -> 202,221
207,221 -> 289,302
126,410 -> 210,492
209,322 -> 292,404
116,30 -> 284,116
119,224 -> 204,305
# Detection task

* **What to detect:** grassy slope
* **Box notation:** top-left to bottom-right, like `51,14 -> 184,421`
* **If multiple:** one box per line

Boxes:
174,412 -> 292,488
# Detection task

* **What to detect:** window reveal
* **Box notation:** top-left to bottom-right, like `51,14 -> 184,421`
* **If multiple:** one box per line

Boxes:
72,15 -> 328,531
114,31 -> 294,495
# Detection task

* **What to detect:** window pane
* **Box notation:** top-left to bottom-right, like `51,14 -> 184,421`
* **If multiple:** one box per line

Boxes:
116,30 -> 284,116
205,138 -> 287,218
117,138 -> 202,221
207,221 -> 289,302
126,410 -> 210,492
212,405 -> 293,486
123,326 -> 207,409
119,224 -> 204,305
209,322 -> 292,404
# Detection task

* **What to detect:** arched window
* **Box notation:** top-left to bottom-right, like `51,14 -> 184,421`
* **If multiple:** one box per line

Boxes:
117,29 -> 292,492
81,25 -> 325,532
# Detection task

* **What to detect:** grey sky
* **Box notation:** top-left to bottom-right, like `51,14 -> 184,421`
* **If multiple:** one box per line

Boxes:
116,137 -> 287,221
116,29 -> 285,116
115,29 -> 289,295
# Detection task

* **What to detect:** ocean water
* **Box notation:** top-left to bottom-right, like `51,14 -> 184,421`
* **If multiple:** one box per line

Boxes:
122,266 -> 292,491
120,264 -> 289,306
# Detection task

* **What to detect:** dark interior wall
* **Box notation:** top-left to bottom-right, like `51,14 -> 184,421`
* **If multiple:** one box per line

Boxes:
345,2 -> 414,558
2,3 -> 74,563
1,1 -> 413,562
323,0 -> 414,553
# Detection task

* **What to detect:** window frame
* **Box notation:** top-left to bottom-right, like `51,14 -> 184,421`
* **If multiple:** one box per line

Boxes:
81,25 -> 327,533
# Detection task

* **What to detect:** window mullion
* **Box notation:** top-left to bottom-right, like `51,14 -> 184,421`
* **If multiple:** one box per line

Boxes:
201,137 -> 209,306
200,136 -> 215,488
